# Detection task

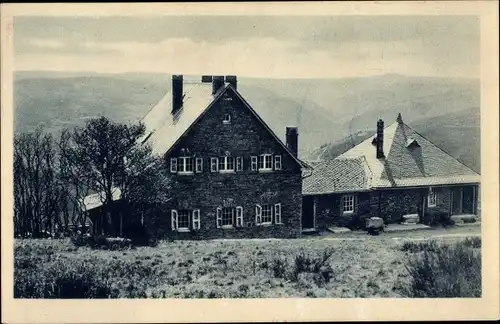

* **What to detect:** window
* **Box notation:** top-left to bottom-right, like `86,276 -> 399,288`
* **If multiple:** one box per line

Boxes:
342,195 -> 355,214
219,156 -> 235,172
170,157 -> 178,173
171,209 -> 201,232
261,204 -> 273,224
223,113 -> 231,124
236,156 -> 243,171
178,157 -> 194,174
211,157 -> 219,172
428,187 -> 437,207
177,210 -> 190,230
195,157 -> 203,173
258,154 -> 273,171
216,206 -> 243,228
251,156 -> 258,171
274,155 -> 282,170
222,207 -> 234,227
255,204 -> 282,225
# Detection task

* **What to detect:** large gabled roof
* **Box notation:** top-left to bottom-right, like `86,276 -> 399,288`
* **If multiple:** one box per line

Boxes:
140,79 -> 310,169
337,114 -> 480,189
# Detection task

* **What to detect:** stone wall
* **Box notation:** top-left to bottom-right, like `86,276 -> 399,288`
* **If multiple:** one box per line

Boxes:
311,184 -> 479,229
162,87 -> 303,239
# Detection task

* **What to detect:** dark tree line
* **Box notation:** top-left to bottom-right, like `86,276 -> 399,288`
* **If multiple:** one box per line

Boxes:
14,117 -> 170,238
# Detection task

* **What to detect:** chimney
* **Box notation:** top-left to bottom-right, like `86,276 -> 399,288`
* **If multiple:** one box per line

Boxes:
376,119 -> 385,159
172,75 -> 183,114
286,127 -> 299,157
212,76 -> 225,95
201,75 -> 212,83
225,75 -> 237,90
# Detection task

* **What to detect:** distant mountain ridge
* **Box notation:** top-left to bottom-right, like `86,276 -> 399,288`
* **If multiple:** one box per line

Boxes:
13,71 -> 480,169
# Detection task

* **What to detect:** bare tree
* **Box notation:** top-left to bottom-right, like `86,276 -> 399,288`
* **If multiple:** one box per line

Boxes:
14,127 -> 61,237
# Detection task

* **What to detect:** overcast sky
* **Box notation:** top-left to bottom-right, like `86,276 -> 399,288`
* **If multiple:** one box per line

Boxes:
14,16 -> 479,79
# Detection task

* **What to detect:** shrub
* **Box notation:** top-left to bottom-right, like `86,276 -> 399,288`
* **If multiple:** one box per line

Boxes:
463,237 -> 481,248
270,248 -> 335,286
14,258 -> 113,298
401,240 -> 481,297
271,257 -> 288,279
400,240 -> 440,253
422,208 -> 455,227
462,217 -> 477,224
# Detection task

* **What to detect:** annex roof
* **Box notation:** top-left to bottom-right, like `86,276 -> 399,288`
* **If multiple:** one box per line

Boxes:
81,187 -> 122,211
337,114 -> 480,189
302,156 -> 371,195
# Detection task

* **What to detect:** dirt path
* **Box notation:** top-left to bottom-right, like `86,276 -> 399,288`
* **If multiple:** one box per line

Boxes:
321,224 -> 481,241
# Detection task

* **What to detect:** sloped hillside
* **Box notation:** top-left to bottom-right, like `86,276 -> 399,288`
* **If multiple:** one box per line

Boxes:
14,72 -> 479,162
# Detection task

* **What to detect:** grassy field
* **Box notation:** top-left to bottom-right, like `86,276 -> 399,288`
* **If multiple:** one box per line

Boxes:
14,233 -> 481,299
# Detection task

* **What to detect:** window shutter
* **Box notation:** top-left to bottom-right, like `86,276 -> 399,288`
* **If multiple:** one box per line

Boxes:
274,155 -> 282,170
170,157 -> 178,173
216,207 -> 222,228
211,157 -> 219,172
251,156 -> 258,171
192,209 -> 201,230
274,203 -> 282,224
236,206 -> 243,227
171,209 -> 178,231
255,204 -> 262,225
195,158 -> 203,173
236,156 -> 243,171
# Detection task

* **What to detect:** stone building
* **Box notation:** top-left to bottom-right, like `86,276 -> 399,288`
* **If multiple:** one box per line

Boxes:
302,114 -> 480,231
139,75 -> 310,239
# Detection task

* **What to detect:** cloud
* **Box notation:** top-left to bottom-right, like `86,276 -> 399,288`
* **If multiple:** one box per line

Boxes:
13,16 -> 479,78
15,36 -> 478,79
27,38 -> 65,49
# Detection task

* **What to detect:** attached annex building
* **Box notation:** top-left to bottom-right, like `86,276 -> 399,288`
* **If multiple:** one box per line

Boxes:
302,114 -> 480,230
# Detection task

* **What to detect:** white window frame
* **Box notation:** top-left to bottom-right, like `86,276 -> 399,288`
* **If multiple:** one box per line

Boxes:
274,155 -> 282,170
170,157 -> 178,173
260,204 -> 273,225
177,210 -> 191,232
178,156 -> 194,174
192,209 -> 201,230
274,203 -> 282,224
219,156 -> 235,173
195,157 -> 203,173
211,157 -> 219,173
428,187 -> 437,207
236,156 -> 243,171
342,195 -> 355,215
221,207 -> 235,228
223,113 -> 231,124
236,206 -> 244,227
258,154 -> 273,172
251,156 -> 258,171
